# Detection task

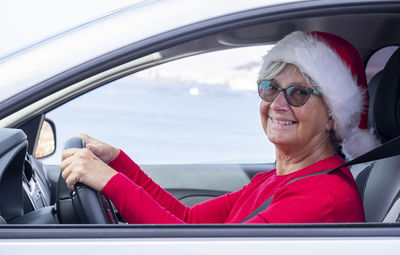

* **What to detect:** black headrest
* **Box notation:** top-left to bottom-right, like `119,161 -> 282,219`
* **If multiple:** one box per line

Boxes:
368,70 -> 382,132
373,47 -> 400,142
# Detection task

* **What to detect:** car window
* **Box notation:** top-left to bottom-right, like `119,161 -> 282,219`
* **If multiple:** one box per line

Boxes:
365,46 -> 399,83
41,46 -> 276,165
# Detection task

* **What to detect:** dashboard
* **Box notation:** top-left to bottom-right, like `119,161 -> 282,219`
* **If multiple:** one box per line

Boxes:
0,128 -> 57,224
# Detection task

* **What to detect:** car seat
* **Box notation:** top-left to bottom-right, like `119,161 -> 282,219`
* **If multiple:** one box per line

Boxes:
351,47 -> 400,222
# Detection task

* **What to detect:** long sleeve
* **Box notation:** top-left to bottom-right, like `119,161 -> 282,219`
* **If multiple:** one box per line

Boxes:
102,173 -> 184,223
102,152 -> 365,224
107,150 -> 188,220
103,150 -> 243,223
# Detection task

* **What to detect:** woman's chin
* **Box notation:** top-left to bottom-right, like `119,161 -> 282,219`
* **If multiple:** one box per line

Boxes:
267,135 -> 297,147
267,127 -> 297,143
267,131 -> 298,147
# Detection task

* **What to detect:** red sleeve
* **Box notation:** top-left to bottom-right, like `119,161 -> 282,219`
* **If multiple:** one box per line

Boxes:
108,150 -> 142,178
108,150 -> 190,218
104,150 -> 244,224
102,173 -> 184,223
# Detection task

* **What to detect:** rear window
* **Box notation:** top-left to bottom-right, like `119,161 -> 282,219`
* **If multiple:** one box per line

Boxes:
365,46 -> 399,83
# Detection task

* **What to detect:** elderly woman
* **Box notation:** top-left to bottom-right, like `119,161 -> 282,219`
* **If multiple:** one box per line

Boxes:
61,31 -> 379,223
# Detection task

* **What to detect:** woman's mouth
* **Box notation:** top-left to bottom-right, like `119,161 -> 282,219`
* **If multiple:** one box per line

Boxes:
269,116 -> 298,126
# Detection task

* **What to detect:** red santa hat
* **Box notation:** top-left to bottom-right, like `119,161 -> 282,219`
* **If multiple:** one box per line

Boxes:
259,31 -> 380,160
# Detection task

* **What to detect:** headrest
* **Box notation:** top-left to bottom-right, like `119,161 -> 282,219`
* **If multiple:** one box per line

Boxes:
373,48 -> 400,142
368,71 -> 382,129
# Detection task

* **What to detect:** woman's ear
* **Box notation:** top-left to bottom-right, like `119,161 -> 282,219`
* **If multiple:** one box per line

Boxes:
326,117 -> 334,132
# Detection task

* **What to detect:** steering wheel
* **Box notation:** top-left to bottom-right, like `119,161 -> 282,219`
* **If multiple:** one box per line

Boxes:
56,137 -> 117,224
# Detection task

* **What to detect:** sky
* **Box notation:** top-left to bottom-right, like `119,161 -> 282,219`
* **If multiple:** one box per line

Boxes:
0,0 -> 139,57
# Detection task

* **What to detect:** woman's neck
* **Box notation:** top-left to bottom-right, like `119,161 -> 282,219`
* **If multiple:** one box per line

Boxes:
274,138 -> 335,175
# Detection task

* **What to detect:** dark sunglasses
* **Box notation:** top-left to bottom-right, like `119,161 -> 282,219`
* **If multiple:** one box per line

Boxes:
257,80 -> 321,107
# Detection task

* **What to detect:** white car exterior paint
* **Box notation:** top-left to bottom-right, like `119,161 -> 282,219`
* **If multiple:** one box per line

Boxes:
0,237 -> 399,254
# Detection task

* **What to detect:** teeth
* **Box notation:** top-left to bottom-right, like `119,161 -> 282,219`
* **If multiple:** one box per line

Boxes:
270,117 -> 295,125
278,120 -> 292,125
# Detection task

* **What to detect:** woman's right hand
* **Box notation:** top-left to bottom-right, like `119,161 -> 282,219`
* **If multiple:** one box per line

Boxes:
71,134 -> 120,164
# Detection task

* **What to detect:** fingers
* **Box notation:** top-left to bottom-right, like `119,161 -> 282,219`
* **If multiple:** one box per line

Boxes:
60,148 -> 93,191
77,133 -> 90,148
61,147 -> 94,167
61,148 -> 80,161
76,134 -> 118,164
63,165 -> 80,191
60,135 -> 119,191
60,149 -> 79,191
72,134 -> 101,155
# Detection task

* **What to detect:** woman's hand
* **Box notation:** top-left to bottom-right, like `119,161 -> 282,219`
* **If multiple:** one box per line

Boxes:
60,147 -> 118,191
75,134 -> 120,164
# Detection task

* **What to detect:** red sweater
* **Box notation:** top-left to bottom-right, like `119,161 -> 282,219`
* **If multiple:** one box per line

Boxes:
102,151 -> 365,224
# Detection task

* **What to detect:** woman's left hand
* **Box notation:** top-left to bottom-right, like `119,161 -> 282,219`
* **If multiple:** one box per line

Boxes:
60,148 -> 117,191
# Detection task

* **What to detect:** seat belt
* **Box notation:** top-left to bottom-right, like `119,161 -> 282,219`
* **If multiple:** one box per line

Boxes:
241,135 -> 400,223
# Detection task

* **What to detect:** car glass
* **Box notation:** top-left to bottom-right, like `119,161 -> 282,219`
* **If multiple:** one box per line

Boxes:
41,46 -> 276,165
365,46 -> 399,83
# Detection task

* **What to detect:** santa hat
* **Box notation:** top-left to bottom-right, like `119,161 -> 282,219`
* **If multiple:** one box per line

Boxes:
259,31 -> 380,160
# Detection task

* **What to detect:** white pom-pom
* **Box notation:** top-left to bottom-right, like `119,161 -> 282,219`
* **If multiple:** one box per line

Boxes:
341,128 -> 381,160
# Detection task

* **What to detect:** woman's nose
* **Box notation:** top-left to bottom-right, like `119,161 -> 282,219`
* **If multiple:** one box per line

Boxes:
270,91 -> 290,111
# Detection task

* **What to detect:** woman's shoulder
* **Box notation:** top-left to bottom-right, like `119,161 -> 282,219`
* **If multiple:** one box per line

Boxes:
251,169 -> 276,181
278,164 -> 360,203
275,154 -> 359,198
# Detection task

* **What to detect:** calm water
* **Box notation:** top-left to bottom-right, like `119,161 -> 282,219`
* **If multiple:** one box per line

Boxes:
43,77 -> 275,165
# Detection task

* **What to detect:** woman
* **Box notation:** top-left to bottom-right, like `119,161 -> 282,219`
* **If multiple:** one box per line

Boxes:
61,31 -> 379,223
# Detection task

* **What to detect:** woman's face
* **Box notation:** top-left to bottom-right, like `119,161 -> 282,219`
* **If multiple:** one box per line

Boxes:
260,66 -> 332,151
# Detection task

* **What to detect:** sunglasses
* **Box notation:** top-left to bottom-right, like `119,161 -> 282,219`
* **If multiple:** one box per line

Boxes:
257,80 -> 321,107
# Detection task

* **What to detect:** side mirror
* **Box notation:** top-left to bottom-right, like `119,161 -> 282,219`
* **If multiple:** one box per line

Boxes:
34,118 -> 56,159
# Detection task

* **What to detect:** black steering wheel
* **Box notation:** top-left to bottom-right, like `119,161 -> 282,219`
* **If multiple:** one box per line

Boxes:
56,137 -> 117,224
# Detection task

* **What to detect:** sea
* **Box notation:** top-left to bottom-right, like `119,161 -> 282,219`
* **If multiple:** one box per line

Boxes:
42,77 -> 276,165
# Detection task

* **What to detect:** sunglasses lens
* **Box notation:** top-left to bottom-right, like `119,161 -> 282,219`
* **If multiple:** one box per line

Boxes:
286,86 -> 310,106
258,80 -> 315,107
258,80 -> 278,102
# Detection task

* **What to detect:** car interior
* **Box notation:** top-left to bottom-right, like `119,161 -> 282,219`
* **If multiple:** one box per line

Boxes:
352,47 -> 400,223
1,4 -> 400,226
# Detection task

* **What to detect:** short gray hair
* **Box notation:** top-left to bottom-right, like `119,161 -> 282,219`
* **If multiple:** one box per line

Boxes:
260,62 -> 318,90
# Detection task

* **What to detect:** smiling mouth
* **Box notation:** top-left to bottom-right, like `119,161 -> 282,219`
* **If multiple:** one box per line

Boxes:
269,116 -> 298,126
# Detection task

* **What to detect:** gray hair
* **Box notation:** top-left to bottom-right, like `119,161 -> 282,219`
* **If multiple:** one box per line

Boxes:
261,62 -> 318,90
